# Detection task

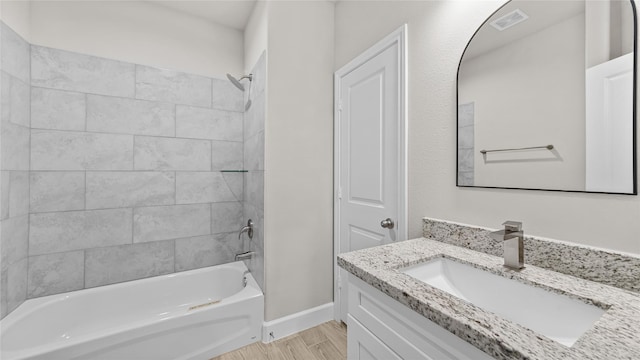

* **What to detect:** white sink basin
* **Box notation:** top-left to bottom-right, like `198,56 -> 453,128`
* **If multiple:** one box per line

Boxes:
401,257 -> 606,347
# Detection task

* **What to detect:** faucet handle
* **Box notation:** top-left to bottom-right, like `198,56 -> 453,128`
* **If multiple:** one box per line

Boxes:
502,221 -> 522,231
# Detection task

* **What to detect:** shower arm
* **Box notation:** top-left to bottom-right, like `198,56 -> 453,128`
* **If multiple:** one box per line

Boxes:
225,73 -> 253,110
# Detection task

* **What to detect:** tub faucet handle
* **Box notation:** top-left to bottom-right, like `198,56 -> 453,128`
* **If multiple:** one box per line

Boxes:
238,219 -> 254,240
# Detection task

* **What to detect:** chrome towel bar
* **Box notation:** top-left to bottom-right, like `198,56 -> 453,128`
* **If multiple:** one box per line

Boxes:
480,144 -> 554,154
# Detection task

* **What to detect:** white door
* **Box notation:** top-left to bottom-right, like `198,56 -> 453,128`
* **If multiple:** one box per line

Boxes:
334,26 -> 407,323
585,52 -> 634,193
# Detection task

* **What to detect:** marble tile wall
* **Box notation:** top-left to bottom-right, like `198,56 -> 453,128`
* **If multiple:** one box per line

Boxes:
0,22 -> 266,318
0,23 -> 31,319
23,45 -> 247,302
243,52 -> 266,291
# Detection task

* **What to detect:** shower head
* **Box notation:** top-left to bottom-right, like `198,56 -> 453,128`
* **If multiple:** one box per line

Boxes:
226,73 -> 254,110
226,73 -> 245,91
226,73 -> 253,91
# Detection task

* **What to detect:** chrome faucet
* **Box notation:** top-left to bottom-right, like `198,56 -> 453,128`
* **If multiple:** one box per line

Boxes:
489,221 -> 524,270
235,251 -> 255,261
236,220 -> 255,262
238,219 -> 254,241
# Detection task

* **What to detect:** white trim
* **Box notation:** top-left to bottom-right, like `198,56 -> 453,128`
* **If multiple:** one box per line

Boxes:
398,25 -> 409,244
261,303 -> 334,343
333,55 -> 342,323
333,25 -> 408,323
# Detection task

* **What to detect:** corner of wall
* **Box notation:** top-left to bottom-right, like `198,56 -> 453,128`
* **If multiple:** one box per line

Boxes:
244,0 -> 268,74
0,19 -> 31,319
0,0 -> 31,42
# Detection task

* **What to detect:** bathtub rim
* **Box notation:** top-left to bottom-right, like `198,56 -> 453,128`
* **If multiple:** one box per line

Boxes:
0,261 -> 263,359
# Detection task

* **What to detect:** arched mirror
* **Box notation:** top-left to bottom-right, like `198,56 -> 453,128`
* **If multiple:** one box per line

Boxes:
457,0 -> 637,194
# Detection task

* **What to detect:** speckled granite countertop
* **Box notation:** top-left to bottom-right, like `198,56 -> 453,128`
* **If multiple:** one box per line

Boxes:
337,238 -> 640,360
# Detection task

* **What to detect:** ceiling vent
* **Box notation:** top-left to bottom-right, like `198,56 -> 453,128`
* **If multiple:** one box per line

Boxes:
490,9 -> 529,31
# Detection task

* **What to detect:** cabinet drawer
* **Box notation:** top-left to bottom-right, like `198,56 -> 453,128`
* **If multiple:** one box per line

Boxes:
347,315 -> 402,360
348,274 -> 493,360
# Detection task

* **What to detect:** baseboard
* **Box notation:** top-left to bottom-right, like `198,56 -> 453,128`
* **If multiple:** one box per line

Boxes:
262,302 -> 334,343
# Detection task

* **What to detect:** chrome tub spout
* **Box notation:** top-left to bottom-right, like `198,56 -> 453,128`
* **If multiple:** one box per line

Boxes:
235,251 -> 255,261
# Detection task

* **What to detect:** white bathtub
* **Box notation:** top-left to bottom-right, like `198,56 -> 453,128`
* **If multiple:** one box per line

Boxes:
0,261 -> 263,360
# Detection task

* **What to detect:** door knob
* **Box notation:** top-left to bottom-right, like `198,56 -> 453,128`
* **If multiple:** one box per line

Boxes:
380,218 -> 395,229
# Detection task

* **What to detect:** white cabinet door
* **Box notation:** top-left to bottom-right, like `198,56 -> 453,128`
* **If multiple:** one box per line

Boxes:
347,274 -> 495,360
347,315 -> 402,360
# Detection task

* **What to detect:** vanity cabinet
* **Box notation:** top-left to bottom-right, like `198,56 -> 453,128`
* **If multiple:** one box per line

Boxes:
347,274 -> 493,360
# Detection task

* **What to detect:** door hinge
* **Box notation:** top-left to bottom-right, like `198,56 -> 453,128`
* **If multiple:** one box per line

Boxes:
338,100 -> 343,111
338,187 -> 342,199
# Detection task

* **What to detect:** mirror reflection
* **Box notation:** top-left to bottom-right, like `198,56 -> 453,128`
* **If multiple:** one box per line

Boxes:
457,0 -> 636,194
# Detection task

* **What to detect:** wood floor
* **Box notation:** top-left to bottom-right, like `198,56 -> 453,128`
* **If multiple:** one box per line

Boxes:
212,321 -> 347,360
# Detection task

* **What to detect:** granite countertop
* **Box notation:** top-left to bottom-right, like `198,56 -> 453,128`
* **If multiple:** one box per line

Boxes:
337,238 -> 640,360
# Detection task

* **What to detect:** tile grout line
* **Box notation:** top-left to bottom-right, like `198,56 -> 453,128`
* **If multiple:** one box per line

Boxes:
84,93 -> 88,132
26,229 -> 243,260
29,201 -> 237,216
32,83 -> 241,112
84,171 -> 88,211
31,127 -> 241,145
83,249 -> 87,290
83,89 -> 88,219
25,44 -> 33,301
29,170 -> 236,174
131,204 -> 135,245
29,48 -> 238,103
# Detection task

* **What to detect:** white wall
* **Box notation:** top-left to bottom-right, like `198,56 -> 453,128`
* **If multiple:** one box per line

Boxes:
460,14 -> 586,190
244,0 -> 336,321
0,1 -> 31,40
29,1 -> 243,78
244,0 -> 267,74
335,0 -> 640,255
585,0 -> 611,68
264,0 -> 335,321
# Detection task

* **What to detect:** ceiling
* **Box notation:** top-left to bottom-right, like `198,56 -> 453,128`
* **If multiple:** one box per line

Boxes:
462,1 -> 584,60
150,0 -> 257,30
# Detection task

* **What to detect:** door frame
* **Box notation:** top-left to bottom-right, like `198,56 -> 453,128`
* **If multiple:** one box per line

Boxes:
333,25 -> 408,322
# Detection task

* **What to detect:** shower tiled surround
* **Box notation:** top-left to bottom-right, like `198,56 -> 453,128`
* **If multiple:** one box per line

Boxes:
0,23 -> 31,318
0,22 -> 265,318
